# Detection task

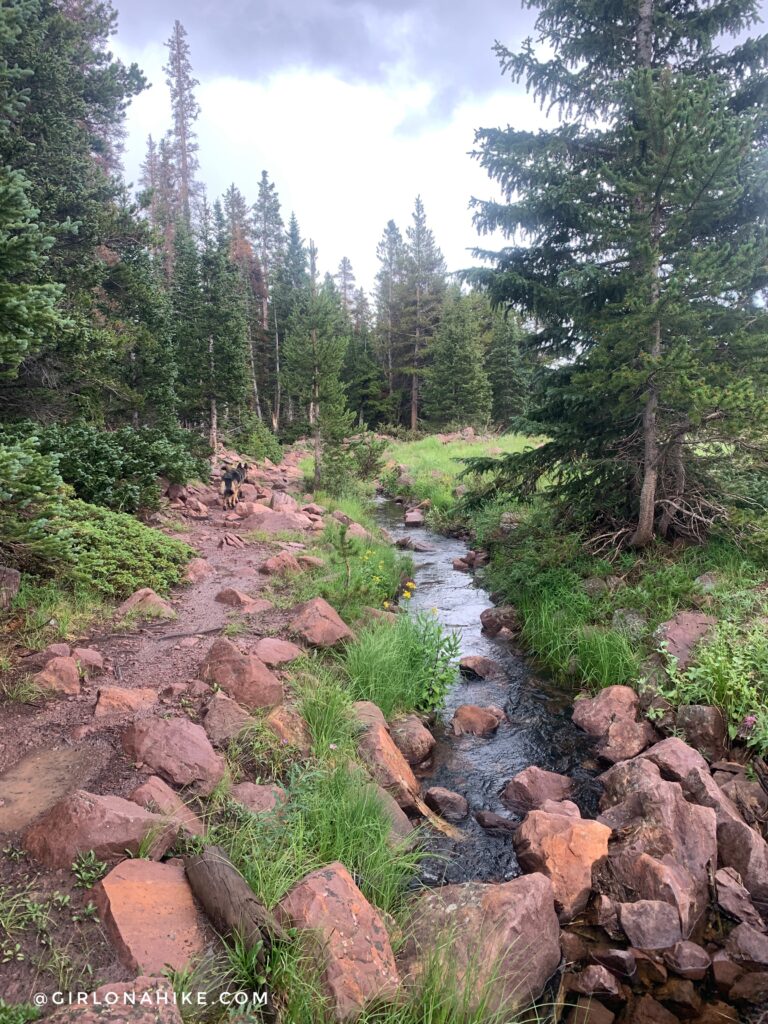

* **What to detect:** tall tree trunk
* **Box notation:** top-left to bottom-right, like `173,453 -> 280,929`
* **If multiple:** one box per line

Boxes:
208,334 -> 218,451
272,304 -> 281,431
410,283 -> 422,431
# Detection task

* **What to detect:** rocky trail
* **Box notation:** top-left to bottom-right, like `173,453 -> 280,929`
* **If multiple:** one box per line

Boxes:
0,451 -> 767,1023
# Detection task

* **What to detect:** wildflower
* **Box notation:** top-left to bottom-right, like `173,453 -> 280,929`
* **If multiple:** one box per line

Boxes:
383,601 -> 390,610
329,743 -> 338,750
403,591 -> 412,600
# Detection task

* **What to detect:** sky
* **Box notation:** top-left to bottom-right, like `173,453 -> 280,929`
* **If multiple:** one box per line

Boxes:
112,0 -> 549,291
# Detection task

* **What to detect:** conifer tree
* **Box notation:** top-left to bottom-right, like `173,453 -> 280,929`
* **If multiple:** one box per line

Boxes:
272,212 -> 309,427
252,171 -> 285,426
343,288 -> 389,427
163,20 -> 200,225
471,0 -> 768,544
423,289 -> 491,428
374,219 -> 407,417
485,309 -> 530,428
335,257 -> 356,314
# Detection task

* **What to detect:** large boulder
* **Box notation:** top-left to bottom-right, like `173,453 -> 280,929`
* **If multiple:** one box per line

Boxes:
390,715 -> 435,766
122,717 -> 226,796
502,765 -> 572,812
24,790 -> 177,868
400,874 -> 560,1016
200,637 -> 283,709
452,704 -> 506,737
278,862 -> 400,1021
513,810 -> 611,921
356,714 -> 419,812
573,686 -> 656,763
289,597 -> 354,648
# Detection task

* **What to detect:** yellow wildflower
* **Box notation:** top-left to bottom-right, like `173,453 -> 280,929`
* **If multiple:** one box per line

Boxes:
403,591 -> 412,600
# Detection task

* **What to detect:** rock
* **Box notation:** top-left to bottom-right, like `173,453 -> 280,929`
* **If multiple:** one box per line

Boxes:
200,637 -> 283,710
715,866 -> 767,931
129,776 -> 204,837
400,874 -> 560,1016
239,509 -> 313,533
479,605 -> 519,637
654,611 -> 716,670
475,810 -> 518,833
215,587 -> 261,608
716,817 -> 768,907
34,655 -> 81,695
0,565 -> 21,610
711,949 -> 743,994
624,995 -> 680,1024
363,780 -> 415,845
390,715 -> 435,765
259,551 -> 301,575
618,901 -> 682,949
572,686 -> 639,737
24,790 -> 177,868
332,509 -> 353,526
117,588 -> 174,620
599,718 -> 657,763
95,860 -> 205,975
356,716 -> 419,812
594,895 -> 623,939
95,686 -> 158,717
347,522 -> 372,542
592,949 -> 637,977
72,647 -> 105,675
184,558 -> 212,583
564,965 -> 621,998
459,655 -> 505,680
719,772 -> 768,823
540,798 -> 581,817
662,941 -> 710,981
453,558 -> 471,572
501,765 -> 573,811
230,781 -> 285,814
631,951 -> 669,986
290,597 -> 354,648
296,554 -> 325,570
692,1001 -> 739,1024
729,971 -> 768,1005
424,787 -> 469,822
654,977 -> 701,1017
301,503 -> 326,516
271,491 -> 298,512
122,718 -> 226,796
561,930 -> 591,964
566,997 -> 616,1024
639,737 -> 710,780
353,700 -> 388,729
47,977 -> 183,1023
265,704 -> 312,755
582,577 -> 609,597
45,642 -> 72,658
452,704 -> 506,737
404,508 -> 424,526
675,705 -> 727,762
254,636 -> 303,666
611,608 -> 648,641
278,862 -> 400,1020
513,810 -> 611,921
725,922 -> 768,969
202,692 -> 254,746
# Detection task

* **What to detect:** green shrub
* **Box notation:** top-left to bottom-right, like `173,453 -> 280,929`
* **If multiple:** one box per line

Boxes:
230,415 -> 283,464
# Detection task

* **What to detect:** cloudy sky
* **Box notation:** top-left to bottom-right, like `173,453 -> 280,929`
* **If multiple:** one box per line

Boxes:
112,0 -> 551,290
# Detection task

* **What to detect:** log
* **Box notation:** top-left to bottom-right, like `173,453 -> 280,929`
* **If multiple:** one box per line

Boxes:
184,845 -> 289,954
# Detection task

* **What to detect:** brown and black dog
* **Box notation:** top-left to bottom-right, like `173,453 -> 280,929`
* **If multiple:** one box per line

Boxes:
219,462 -> 248,509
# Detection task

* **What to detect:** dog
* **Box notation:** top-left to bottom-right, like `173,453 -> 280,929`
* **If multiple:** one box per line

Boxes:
219,462 -> 248,510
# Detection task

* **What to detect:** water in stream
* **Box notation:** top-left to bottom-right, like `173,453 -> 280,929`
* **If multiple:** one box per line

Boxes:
376,498 -> 602,888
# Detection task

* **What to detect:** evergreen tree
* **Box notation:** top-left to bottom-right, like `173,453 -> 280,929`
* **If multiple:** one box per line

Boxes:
272,212 -> 309,428
170,220 -> 205,425
423,289 -> 491,428
252,171 -> 285,427
485,309 -> 531,427
374,219 -> 407,418
163,20 -> 200,225
335,256 -> 356,314
343,288 -> 390,427
470,0 -> 768,545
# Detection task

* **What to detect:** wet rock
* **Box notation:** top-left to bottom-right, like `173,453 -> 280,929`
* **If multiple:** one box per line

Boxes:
129,776 -> 204,837
513,811 -> 611,921
278,862 -> 400,1020
453,558 -> 471,572
452,704 -> 506,737
254,636 -> 303,666
458,655 -> 505,680
96,860 -> 205,975
200,637 -> 284,710
390,715 -> 435,766
47,977 -> 183,1023
230,781 -> 285,815
654,611 -> 716,670
662,941 -> 711,980
24,790 -> 177,868
729,971 -> 768,1005
356,716 -> 419,812
725,922 -> 768,969
676,705 -> 727,762
265,704 -> 313,755
184,558 -> 212,583
623,995 -> 679,1024
122,717 -> 226,796
95,686 -> 158,717
202,691 -> 254,746
404,508 -> 425,526
564,965 -> 621,998
479,605 -> 519,637
716,817 -> 768,907
34,655 -> 81,695
501,765 -> 572,811
424,787 -> 468,822
72,647 -> 105,675
117,588 -> 174,620
715,866 -> 767,931
259,551 -> 301,575
290,597 -> 354,648
572,686 -> 639,738
475,810 -> 518,833
618,900 -> 682,949
566,997 -> 616,1024
654,977 -> 701,1018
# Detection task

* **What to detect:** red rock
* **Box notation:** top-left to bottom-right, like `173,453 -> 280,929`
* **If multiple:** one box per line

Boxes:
539,799 -> 581,817
129,776 -> 204,837
475,810 -> 519,833
44,641 -> 72,659
676,704 -> 727,762
572,685 -> 638,737
716,817 -> 768,907
655,611 -> 716,669
24,790 -> 177,868
424,787 -> 469,822
117,588 -> 174,619
332,509 -> 352,526
230,781 -> 285,814
719,772 -> 768,821
639,737 -> 709,780
654,977 -> 701,1017
452,704 -> 506,737
296,554 -> 324,569
122,717 -> 226,796
290,597 -> 354,648
265,704 -> 312,755
301,503 -> 326,516
592,948 -> 637,977
725,922 -> 768,968
692,1001 -> 739,1024
400,874 -> 560,1016
631,951 -> 669,986
34,655 -> 81,695
390,715 -> 435,765
353,701 -> 388,729
599,717 -> 657,763
513,811 -> 611,921
254,636 -> 303,666
357,718 -> 419,812
239,510 -> 313,533
501,765 -> 573,811
95,686 -> 158,717
715,866 -> 767,931
662,941 -> 710,980
624,995 -> 679,1024
453,558 -> 471,572
594,895 -> 623,939
259,551 -> 301,575
564,965 -> 621,998
711,949 -> 743,994
459,655 -> 505,680
215,587 -> 258,608
599,756 -> 663,806
47,977 -> 183,1023
566,997 -> 616,1024
202,691 -> 254,745
363,780 -> 415,845
347,522 -> 372,541
95,860 -> 205,975
200,637 -> 283,709
479,605 -> 519,637
618,900 -> 682,949
72,647 -> 105,675
278,862 -> 400,1020
729,971 -> 768,1005
404,508 -> 424,526
184,558 -> 212,584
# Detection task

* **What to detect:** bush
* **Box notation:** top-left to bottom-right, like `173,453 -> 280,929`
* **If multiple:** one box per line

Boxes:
230,415 -> 283,464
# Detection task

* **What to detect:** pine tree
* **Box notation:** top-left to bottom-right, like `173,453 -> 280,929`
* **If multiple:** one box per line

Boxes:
163,20 -> 200,226
335,256 -> 356,315
374,219 -> 407,418
485,309 -> 531,427
471,0 -> 768,545
343,288 -> 390,427
272,212 -> 309,428
423,289 -> 491,428
252,171 -> 285,427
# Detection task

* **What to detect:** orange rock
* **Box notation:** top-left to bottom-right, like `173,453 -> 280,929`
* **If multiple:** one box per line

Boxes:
290,597 -> 354,648
117,588 -> 174,620
259,551 -> 301,575
184,558 -> 212,584
34,655 -> 81,695
130,776 -> 204,837
265,704 -> 313,755
202,691 -> 255,746
452,704 -> 506,737
200,638 -> 283,710
254,637 -> 303,666
95,686 -> 158,717
356,718 -> 419,812
122,717 -> 226,795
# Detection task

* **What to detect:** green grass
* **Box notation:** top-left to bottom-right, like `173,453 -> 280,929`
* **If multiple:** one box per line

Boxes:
8,579 -> 106,649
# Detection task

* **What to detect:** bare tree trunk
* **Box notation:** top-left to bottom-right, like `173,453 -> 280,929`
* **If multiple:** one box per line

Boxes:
208,335 -> 218,451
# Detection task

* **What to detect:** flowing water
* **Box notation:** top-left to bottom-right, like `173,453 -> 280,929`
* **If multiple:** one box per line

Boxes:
376,498 -> 601,887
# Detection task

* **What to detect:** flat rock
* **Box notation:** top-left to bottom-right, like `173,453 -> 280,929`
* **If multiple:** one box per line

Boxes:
716,816 -> 768,907
122,717 -> 226,796
404,508 -> 424,526
200,637 -> 283,710
47,977 -> 182,1023
265,704 -> 313,755
452,704 -> 506,737
230,781 -> 285,814
95,860 -> 205,974
129,776 -> 204,837
655,610 -> 716,670
24,790 -> 177,868
95,686 -> 158,718
253,636 -> 303,666
390,715 -> 435,765
34,655 -> 81,695
271,491 -> 298,512
459,655 -> 505,680
239,510 -> 313,533
619,900 -> 682,949
117,588 -> 174,620
278,862 -> 400,1020
202,691 -> 254,746
290,597 -> 354,648
501,765 -> 572,811
424,786 -> 469,822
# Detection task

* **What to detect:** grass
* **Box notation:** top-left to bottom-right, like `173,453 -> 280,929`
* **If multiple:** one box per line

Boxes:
7,579 -> 106,649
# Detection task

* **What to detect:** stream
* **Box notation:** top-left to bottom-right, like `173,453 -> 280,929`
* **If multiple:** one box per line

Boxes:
375,498 -> 602,888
